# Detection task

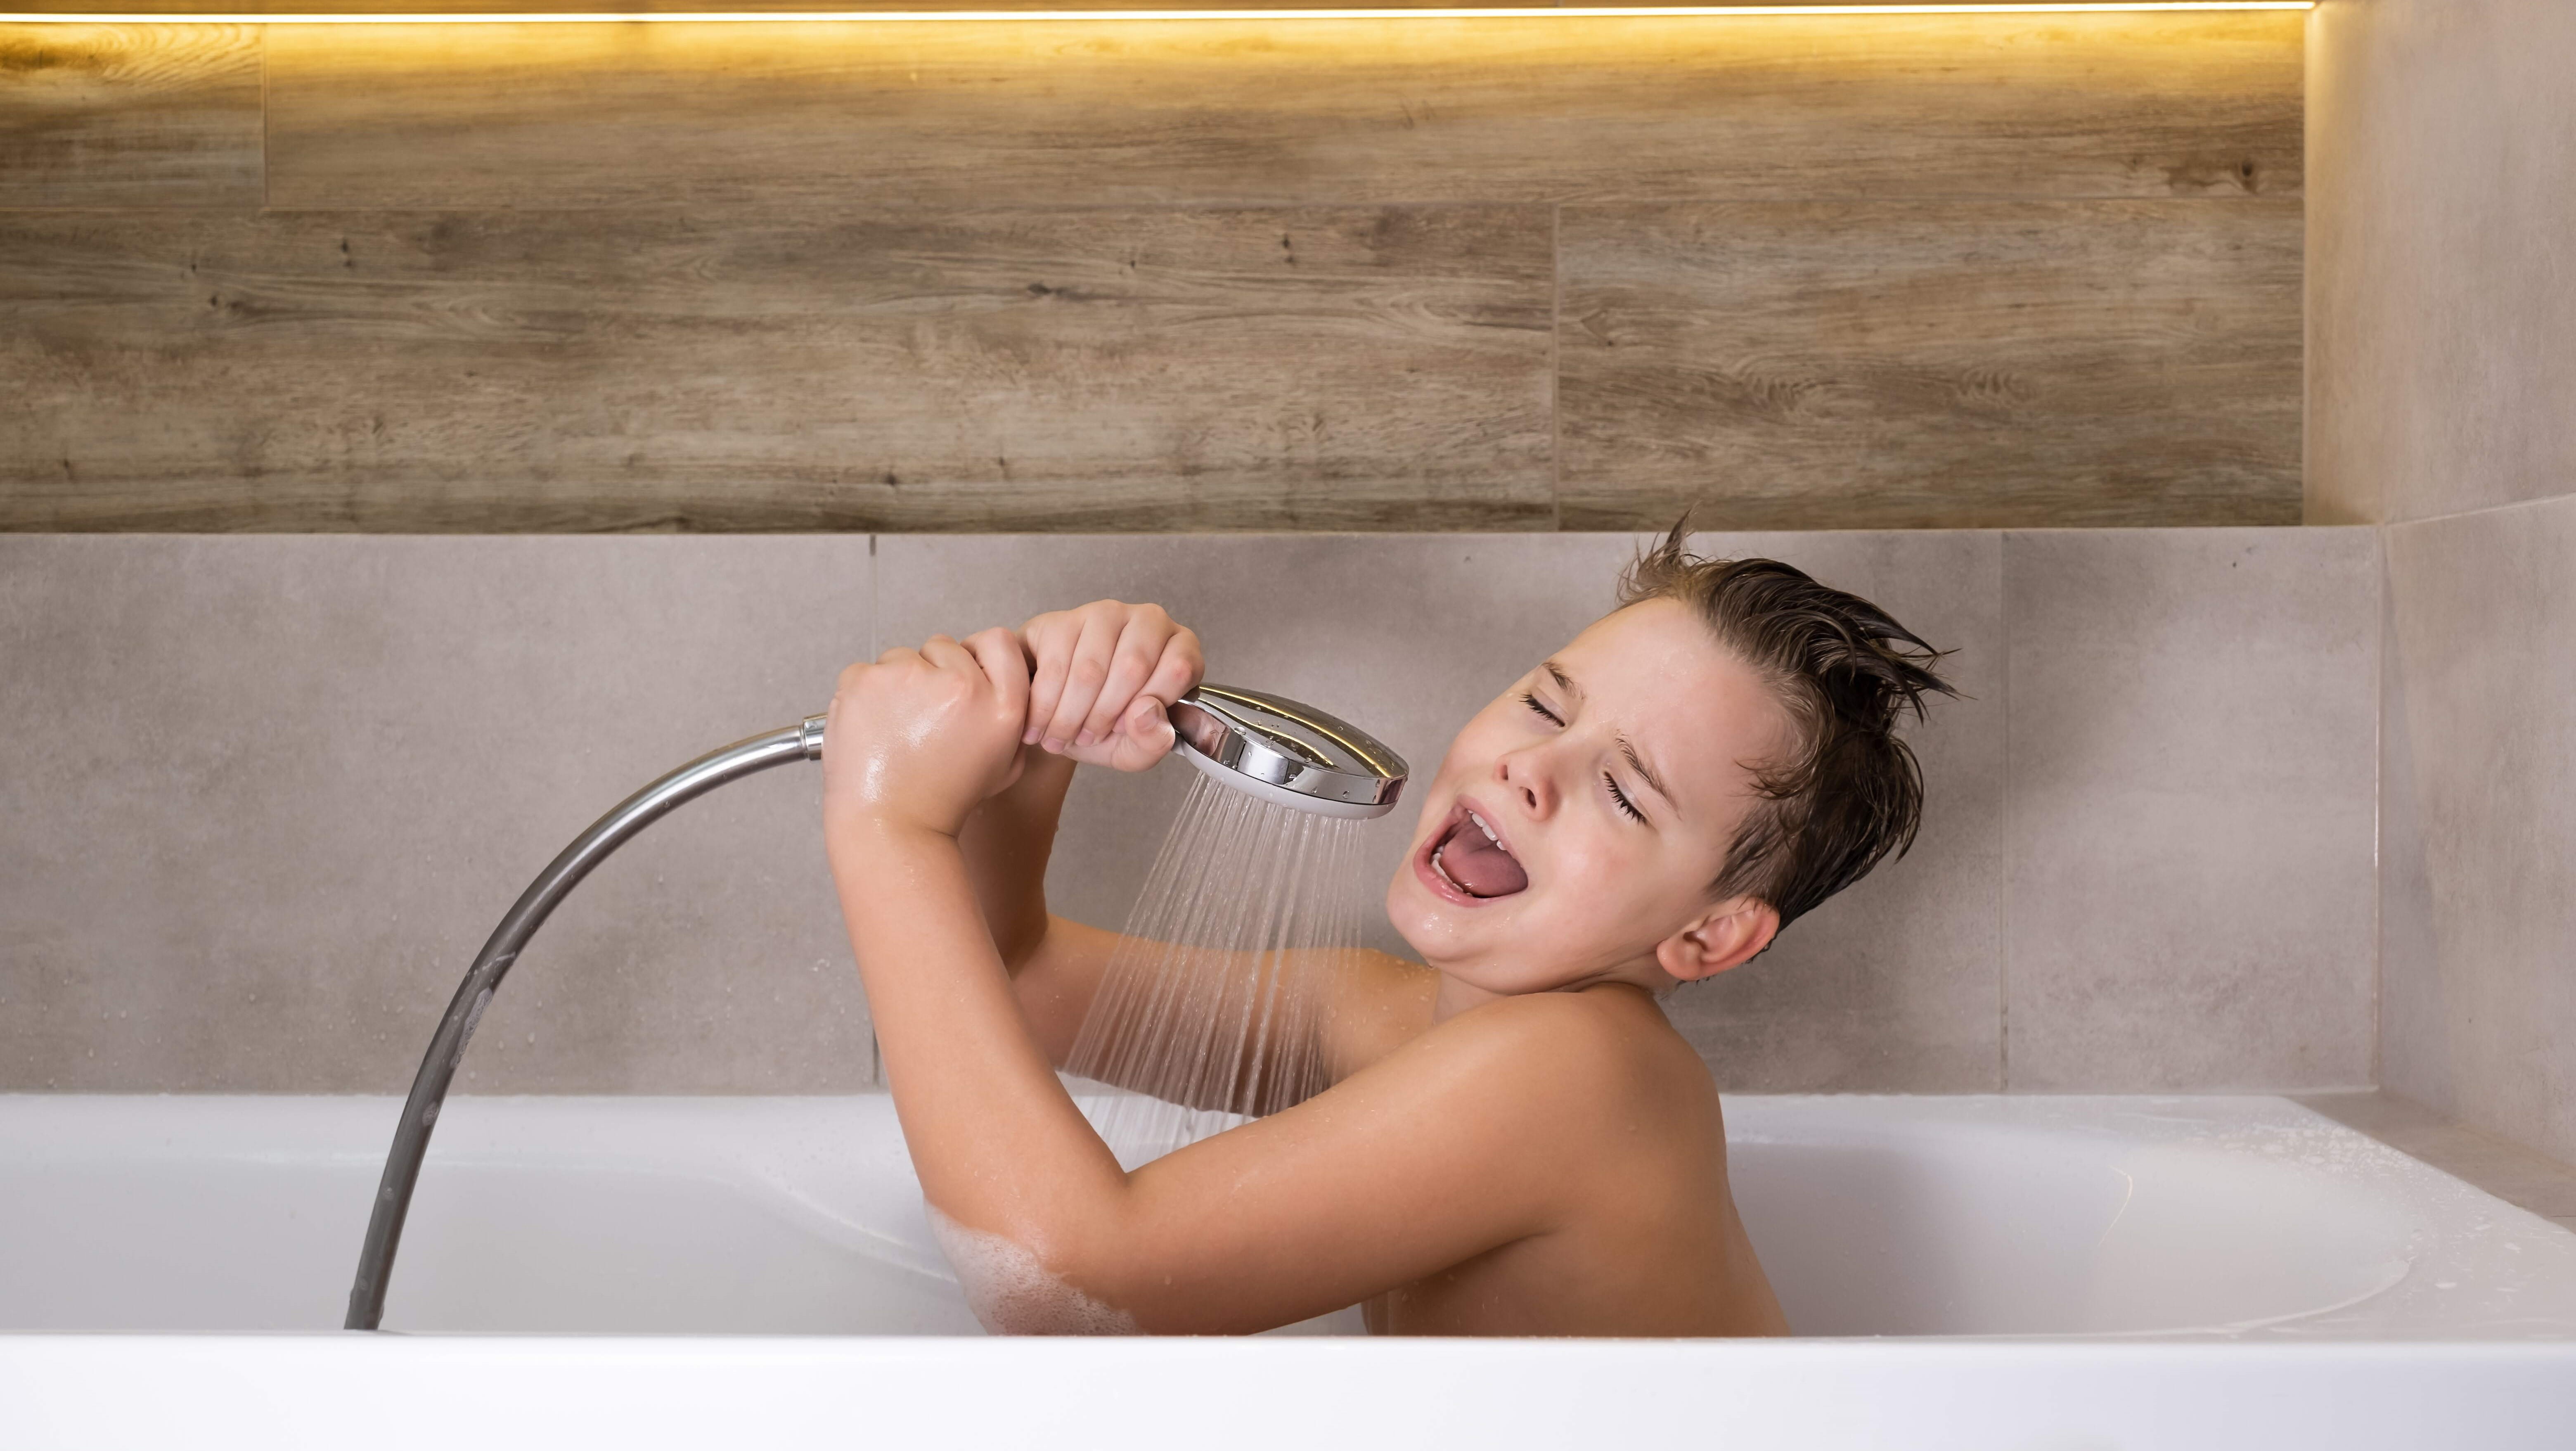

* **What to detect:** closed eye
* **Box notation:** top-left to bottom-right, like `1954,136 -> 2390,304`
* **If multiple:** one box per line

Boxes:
1518,690 -> 1563,726
1605,772 -> 1647,823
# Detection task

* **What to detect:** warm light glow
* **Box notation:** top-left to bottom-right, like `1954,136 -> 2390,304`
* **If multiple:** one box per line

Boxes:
0,3 -> 2320,23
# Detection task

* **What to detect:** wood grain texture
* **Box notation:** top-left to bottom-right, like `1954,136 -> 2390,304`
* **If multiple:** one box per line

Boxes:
262,14 -> 2303,210
0,24 -> 262,207
1558,199 -> 2304,531
0,14 -> 2307,531
0,206 -> 1554,530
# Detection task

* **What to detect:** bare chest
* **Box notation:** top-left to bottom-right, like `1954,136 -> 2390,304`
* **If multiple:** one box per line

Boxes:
1360,1190 -> 1780,1337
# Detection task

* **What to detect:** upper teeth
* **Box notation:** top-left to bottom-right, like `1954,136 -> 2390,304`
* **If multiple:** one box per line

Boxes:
1467,811 -> 1503,849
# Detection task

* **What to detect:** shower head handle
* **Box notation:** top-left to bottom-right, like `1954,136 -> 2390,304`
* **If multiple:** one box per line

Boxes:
1167,683 -> 1408,820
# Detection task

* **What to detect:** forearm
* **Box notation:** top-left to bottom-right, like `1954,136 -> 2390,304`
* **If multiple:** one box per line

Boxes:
955,746 -> 1076,973
829,814 -> 1129,1256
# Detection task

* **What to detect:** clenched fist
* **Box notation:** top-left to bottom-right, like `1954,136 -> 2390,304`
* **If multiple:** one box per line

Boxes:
1020,600 -> 1204,774
822,627 -> 1032,839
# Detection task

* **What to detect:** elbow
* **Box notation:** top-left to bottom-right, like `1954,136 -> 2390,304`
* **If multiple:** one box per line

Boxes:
991,908 -> 1052,977
925,1201 -> 1143,1336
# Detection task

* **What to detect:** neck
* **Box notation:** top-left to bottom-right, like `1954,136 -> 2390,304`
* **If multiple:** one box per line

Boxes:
1429,961 -> 1672,1027
1430,972 -> 1499,1026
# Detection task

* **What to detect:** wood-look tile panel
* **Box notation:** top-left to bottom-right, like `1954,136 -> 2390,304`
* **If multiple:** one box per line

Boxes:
1558,199 -> 2304,531
263,14 -> 2302,211
0,24 -> 262,208
0,206 -> 1553,530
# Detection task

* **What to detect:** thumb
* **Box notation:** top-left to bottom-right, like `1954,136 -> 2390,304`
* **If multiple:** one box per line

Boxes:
1111,695 -> 1176,772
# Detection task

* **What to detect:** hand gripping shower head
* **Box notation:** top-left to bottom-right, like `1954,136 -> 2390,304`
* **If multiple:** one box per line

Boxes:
1165,685 -> 1408,819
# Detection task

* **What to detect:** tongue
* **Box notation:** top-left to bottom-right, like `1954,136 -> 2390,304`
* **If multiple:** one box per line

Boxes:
1442,824 -> 1529,898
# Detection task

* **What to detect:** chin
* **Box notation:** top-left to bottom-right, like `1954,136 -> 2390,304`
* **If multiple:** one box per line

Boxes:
1383,867 -> 1437,953
1383,864 -> 1466,963
1383,862 -> 1519,969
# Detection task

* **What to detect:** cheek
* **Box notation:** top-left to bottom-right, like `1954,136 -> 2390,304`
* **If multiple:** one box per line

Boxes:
1530,827 -> 1705,943
1541,818 -> 1641,896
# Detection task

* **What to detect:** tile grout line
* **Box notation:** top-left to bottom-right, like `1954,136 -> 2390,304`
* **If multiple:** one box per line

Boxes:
1997,532 -> 2012,1093
2370,523 -> 2384,1091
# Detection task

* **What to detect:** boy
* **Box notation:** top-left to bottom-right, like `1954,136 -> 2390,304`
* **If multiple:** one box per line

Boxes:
822,529 -> 1952,1336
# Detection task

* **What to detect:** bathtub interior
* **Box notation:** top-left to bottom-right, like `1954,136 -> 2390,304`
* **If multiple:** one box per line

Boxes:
5,1093 -> 2575,1340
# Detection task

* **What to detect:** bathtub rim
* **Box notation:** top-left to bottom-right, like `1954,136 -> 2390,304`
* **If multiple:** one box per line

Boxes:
5,1332 -> 2576,1451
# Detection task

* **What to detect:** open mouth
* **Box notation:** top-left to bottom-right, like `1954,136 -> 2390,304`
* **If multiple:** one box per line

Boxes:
1421,800 -> 1529,901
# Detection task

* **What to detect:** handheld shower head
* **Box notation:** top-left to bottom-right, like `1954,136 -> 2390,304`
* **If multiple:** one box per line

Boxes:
1167,684 -> 1408,819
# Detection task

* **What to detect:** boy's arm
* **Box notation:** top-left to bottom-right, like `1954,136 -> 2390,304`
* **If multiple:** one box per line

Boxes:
950,597 -> 1206,1065
826,630 -> 1605,1332
826,631 -> 1133,1286
1069,989 -> 1630,1332
953,744 -> 1124,1064
956,744 -> 1072,974
843,814 -> 1613,1334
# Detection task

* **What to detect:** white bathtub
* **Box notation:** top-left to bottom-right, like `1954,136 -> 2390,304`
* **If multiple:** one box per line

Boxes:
5,1093 -> 2575,1449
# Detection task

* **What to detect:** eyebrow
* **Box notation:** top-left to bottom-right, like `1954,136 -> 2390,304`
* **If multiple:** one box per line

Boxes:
1545,659 -> 1680,817
1619,736 -> 1679,816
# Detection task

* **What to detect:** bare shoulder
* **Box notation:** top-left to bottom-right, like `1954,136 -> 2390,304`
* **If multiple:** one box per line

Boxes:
1312,947 -> 1440,1077
1396,986 -> 1710,1130
1459,987 -> 1696,1079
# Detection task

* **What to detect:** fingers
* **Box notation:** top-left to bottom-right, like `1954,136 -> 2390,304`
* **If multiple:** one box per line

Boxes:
1109,695 -> 1177,773
1138,625 -> 1205,709
917,632 -> 1031,733
915,633 -> 972,671
822,633 -> 1030,831
961,626 -> 1030,720
1014,600 -> 1198,761
1021,610 -> 1084,748
1077,623 -> 1167,747
1037,609 -> 1122,754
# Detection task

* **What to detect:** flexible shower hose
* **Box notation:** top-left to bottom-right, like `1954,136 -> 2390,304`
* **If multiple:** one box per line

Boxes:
343,714 -> 827,1332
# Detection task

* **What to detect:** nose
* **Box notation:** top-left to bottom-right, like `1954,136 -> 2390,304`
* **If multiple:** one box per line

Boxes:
1494,742 -> 1559,819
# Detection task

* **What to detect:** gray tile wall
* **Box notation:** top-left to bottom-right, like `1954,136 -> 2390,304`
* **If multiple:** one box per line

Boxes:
0,536 -> 878,1093
2307,0 -> 2576,1165
0,529 -> 2378,1094
2004,529 -> 2378,1090
2381,498 -> 2576,1161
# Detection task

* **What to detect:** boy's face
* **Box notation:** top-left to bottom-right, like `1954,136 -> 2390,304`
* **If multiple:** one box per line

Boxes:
1385,598 -> 1795,994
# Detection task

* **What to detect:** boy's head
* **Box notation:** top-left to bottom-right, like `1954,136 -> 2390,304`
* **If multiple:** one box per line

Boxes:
1386,528 -> 1954,1000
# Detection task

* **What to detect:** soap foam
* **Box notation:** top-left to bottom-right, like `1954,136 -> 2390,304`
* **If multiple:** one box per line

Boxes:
924,1202 -> 1141,1336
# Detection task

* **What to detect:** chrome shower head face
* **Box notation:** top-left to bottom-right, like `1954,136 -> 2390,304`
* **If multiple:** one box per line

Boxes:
1167,685 -> 1409,820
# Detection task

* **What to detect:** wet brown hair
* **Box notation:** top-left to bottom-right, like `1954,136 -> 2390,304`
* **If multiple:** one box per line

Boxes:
1618,522 -> 1956,933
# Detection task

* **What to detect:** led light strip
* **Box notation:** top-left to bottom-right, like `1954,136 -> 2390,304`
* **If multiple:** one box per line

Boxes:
0,3 -> 2318,23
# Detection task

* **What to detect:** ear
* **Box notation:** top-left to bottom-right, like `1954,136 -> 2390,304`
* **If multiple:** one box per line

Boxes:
1653,896 -> 1780,985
